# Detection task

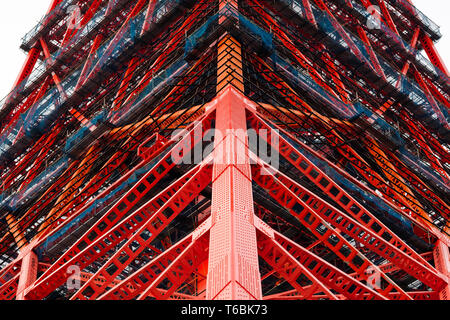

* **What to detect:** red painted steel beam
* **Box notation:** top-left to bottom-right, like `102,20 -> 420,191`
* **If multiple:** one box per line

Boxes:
0,0 -> 449,301
69,161 -> 213,300
251,160 -> 414,299
248,52 -> 450,231
15,251 -> 38,300
98,233 -> 195,300
257,231 -> 338,300
247,107 -> 450,245
264,289 -> 439,300
252,159 -> 447,292
255,220 -> 386,300
26,117 -> 214,299
420,32 -> 450,77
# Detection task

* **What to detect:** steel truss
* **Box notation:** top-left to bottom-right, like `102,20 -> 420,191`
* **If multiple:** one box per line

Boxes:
0,0 -> 448,300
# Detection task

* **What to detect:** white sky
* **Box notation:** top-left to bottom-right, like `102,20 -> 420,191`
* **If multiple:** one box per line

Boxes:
0,0 -> 449,100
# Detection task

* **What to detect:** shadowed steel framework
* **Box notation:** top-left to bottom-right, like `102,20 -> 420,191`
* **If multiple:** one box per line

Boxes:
0,0 -> 449,300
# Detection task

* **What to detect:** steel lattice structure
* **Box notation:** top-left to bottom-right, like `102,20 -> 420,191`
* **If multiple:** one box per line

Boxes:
0,0 -> 448,300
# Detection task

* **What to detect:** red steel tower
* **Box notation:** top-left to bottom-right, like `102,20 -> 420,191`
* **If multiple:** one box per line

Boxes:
0,0 -> 449,300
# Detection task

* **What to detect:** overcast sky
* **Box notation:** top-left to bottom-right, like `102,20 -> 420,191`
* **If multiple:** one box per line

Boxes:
0,1 -> 449,100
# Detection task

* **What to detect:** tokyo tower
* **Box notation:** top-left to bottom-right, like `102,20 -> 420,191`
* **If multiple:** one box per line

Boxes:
0,0 -> 449,300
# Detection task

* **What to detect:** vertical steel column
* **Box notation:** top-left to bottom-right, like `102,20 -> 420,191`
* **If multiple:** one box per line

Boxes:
206,0 -> 263,300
